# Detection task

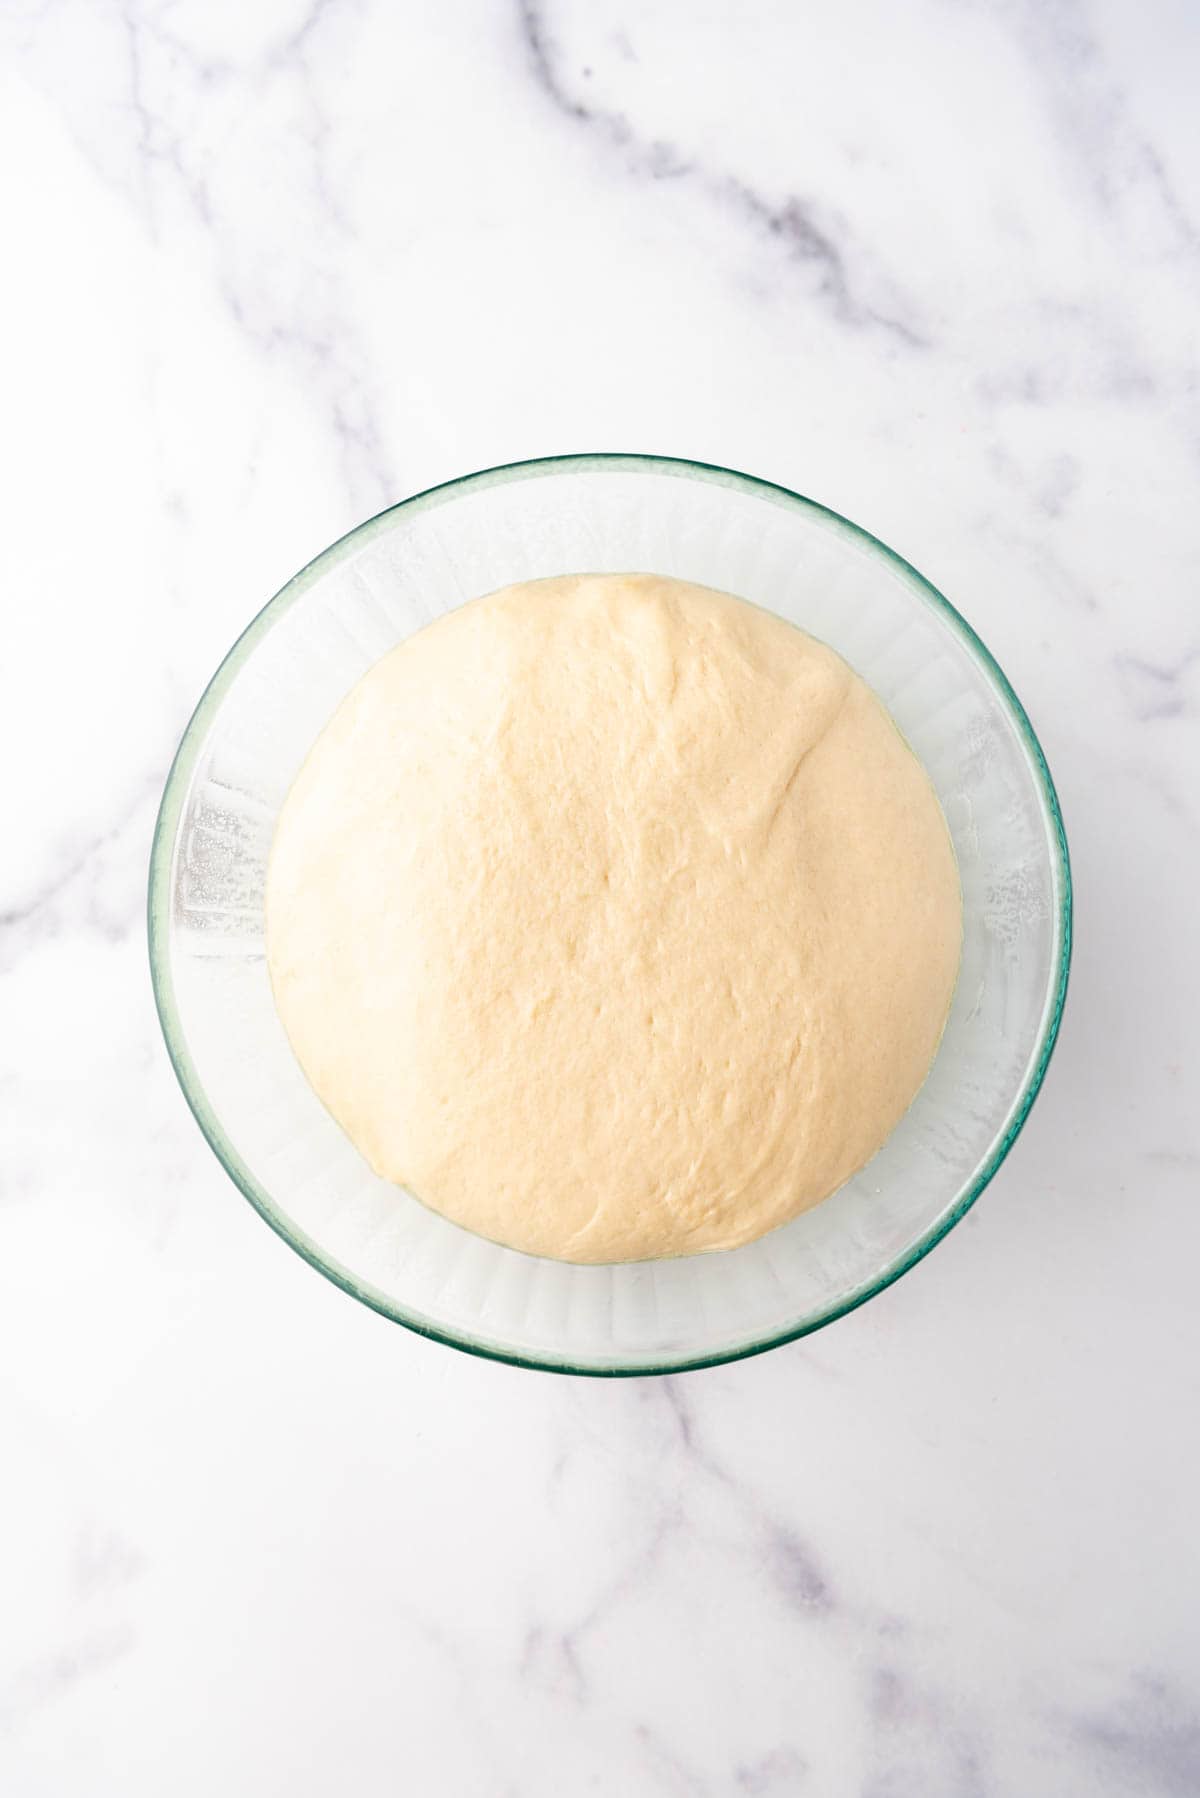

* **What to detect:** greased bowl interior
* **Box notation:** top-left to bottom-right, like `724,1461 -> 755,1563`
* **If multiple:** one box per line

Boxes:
149,455 -> 1071,1374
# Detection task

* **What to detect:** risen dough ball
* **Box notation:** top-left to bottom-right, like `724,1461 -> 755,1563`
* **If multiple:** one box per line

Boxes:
266,574 -> 961,1262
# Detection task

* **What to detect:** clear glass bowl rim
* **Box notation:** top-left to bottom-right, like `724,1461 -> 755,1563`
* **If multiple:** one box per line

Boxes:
148,452 -> 1073,1376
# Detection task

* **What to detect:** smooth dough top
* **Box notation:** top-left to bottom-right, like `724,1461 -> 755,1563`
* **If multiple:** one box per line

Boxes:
266,574 -> 961,1263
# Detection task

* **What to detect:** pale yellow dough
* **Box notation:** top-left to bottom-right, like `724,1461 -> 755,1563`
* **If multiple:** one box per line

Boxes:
266,574 -> 961,1263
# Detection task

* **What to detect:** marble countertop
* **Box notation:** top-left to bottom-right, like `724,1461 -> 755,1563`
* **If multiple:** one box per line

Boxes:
2,1 -> 1198,1793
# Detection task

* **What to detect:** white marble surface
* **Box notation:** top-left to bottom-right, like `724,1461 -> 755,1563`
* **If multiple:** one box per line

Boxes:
1,0 -> 1198,1791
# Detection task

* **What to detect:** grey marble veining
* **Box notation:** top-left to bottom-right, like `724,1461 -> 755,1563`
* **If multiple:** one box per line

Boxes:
1,1 -> 1198,1793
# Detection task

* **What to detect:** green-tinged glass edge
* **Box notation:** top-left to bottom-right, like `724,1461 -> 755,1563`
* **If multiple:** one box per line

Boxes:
147,452 -> 1073,1378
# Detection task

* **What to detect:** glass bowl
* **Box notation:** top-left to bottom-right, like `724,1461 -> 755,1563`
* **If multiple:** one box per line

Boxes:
149,455 -> 1071,1374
